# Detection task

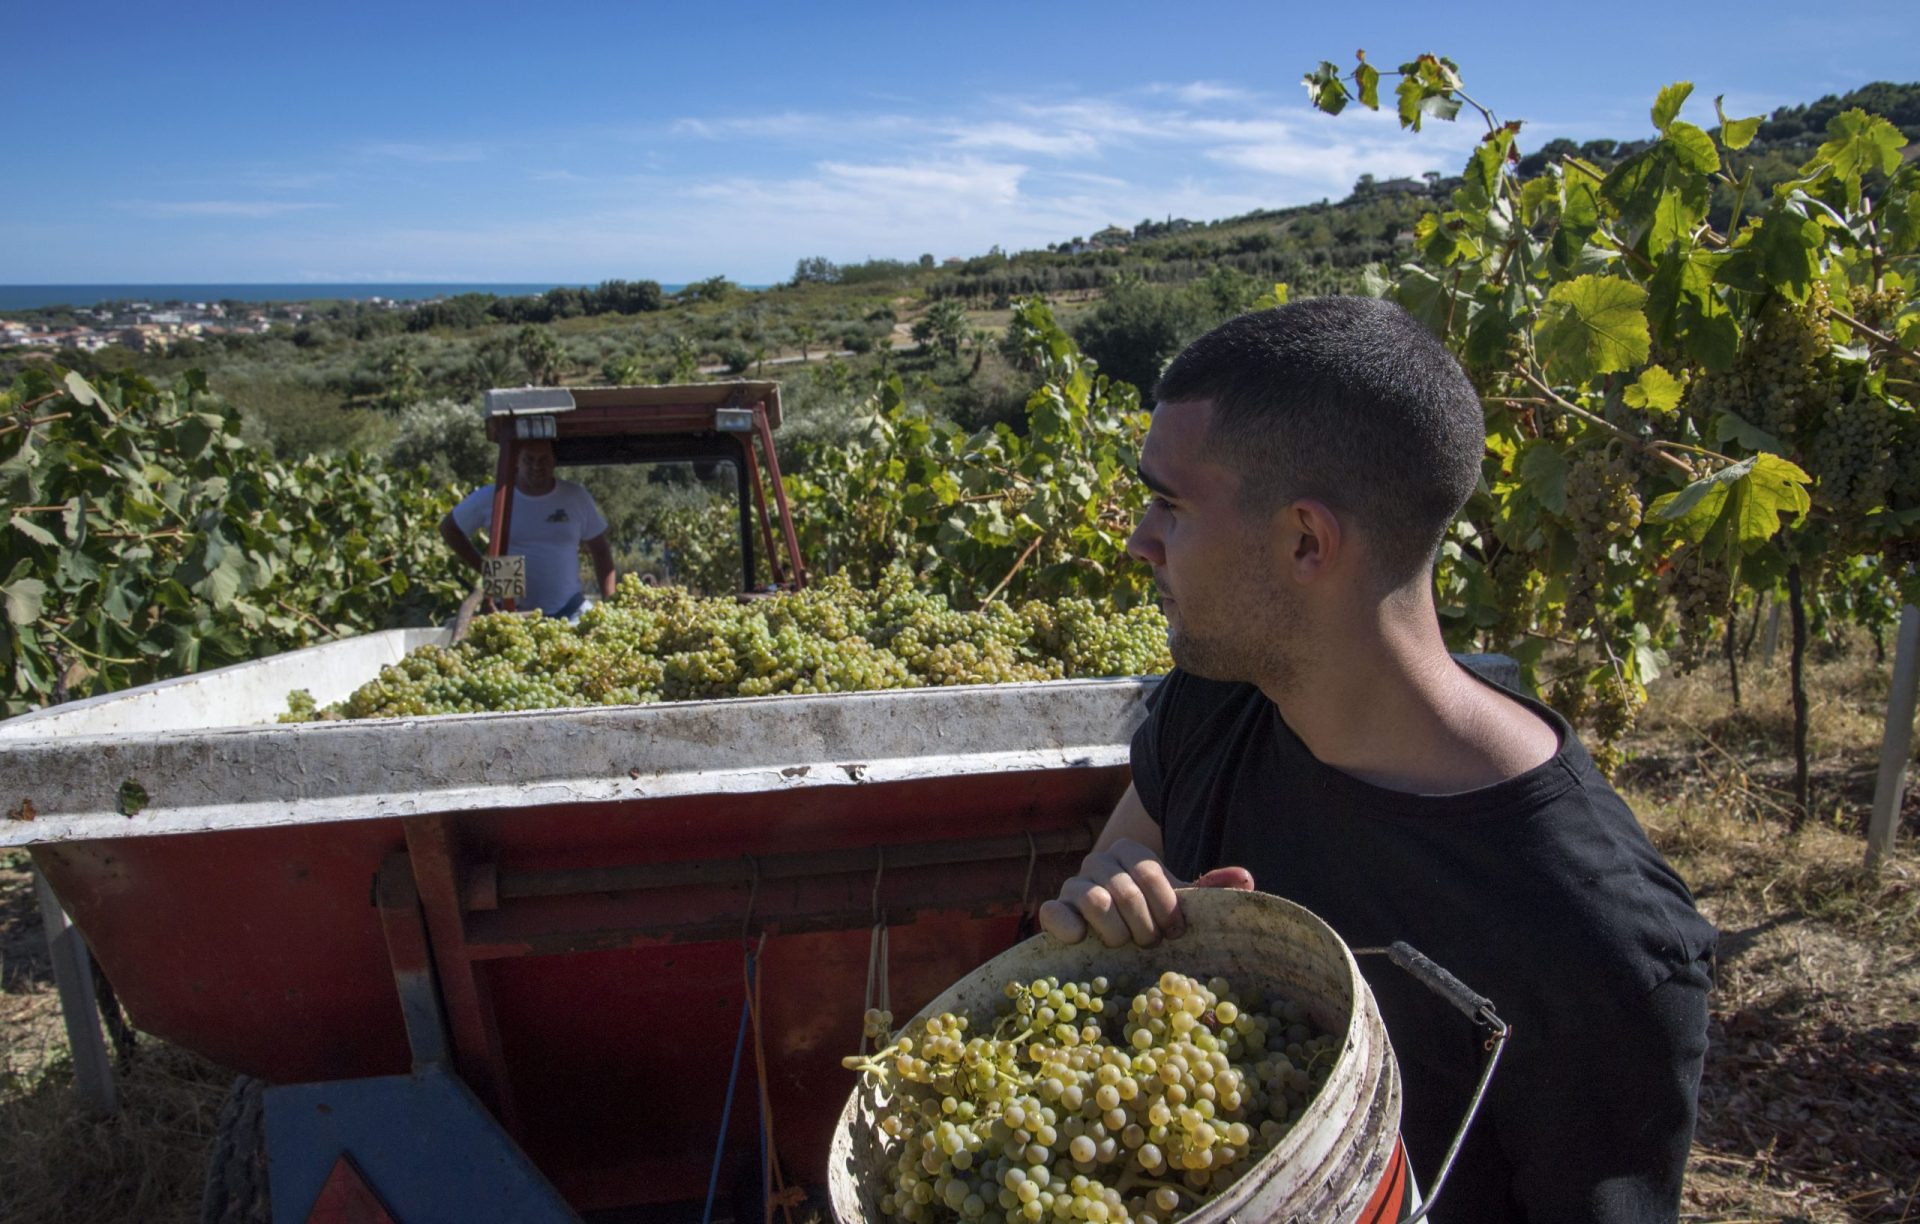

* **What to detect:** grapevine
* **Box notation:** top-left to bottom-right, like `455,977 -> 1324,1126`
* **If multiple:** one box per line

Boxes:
1305,51 -> 1918,820
2,365 -> 465,717
842,970 -> 1334,1224
787,301 -> 1155,611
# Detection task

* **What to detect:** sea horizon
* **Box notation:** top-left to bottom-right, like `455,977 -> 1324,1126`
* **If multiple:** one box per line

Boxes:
0,282 -> 695,312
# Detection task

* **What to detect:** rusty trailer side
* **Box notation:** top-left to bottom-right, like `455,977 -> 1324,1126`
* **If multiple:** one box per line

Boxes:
1,645 -> 1148,1212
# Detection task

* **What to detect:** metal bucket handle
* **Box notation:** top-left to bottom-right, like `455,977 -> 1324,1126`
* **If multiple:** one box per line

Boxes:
1351,941 -> 1511,1224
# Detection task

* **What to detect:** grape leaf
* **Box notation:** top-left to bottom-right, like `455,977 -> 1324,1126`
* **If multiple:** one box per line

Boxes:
1719,205 -> 1823,299
1393,265 -> 1455,338
1649,454 -> 1811,558
1727,453 -> 1813,546
1648,174 -> 1712,252
3,575 -> 47,626
1801,109 -> 1906,209
1535,276 -> 1651,383
1652,82 -> 1693,134
1663,122 -> 1719,175
1714,413 -> 1784,454
1649,463 -> 1741,541
1602,143 -> 1709,252
1356,61 -> 1381,110
1516,442 -> 1569,514
1394,56 -> 1463,131
11,515 -> 57,547
1519,175 -> 1560,226
1629,622 -> 1667,686
1625,365 -> 1684,413
62,371 -> 103,408
1358,265 -> 1395,299
1303,63 -> 1349,115
1714,96 -> 1762,150
1646,245 -> 1736,370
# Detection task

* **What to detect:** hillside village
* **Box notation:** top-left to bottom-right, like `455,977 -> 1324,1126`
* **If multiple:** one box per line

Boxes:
0,297 -> 413,354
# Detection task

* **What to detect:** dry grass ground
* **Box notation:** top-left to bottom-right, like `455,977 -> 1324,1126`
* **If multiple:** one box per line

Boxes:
0,636 -> 1914,1223
1618,636 -> 1920,1223
1,855 -> 231,1223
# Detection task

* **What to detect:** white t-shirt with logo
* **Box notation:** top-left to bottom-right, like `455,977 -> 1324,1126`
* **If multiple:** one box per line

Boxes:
450,480 -> 609,614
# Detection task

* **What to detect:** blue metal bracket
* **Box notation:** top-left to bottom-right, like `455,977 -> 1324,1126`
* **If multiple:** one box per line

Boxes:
264,1063 -> 578,1223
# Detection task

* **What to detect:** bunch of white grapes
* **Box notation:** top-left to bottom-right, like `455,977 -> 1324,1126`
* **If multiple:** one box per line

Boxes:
842,971 -> 1336,1224
1684,284 -> 1839,448
1560,449 -> 1644,633
284,570 -> 1171,720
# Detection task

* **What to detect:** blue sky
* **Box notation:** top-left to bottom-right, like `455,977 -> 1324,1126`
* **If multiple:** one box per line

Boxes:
4,1 -> 1916,285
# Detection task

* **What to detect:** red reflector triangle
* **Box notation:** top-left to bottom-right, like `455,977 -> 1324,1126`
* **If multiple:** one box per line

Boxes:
306,1153 -> 399,1224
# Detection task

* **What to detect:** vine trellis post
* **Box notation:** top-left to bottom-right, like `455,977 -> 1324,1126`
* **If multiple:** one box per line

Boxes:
1867,603 -> 1919,870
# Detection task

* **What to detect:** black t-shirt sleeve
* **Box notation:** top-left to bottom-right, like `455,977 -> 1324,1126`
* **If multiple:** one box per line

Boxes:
1491,950 -> 1712,1223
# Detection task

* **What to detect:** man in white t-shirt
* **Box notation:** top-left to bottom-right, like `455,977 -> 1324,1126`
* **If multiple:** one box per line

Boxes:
439,440 -> 617,617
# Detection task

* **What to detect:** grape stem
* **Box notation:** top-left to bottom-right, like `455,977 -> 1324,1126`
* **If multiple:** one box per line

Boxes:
275,599 -> 344,640
982,535 -> 1046,606
1721,166 -> 1754,237
44,624 -> 144,666
1443,268 -> 1467,350
1513,370 -> 1697,477
1830,307 -> 1920,367
1649,440 -> 1739,466
0,411 -> 73,438
1597,629 -> 1632,695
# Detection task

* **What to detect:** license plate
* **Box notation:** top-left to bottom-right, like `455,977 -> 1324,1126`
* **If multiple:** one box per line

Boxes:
481,555 -> 526,601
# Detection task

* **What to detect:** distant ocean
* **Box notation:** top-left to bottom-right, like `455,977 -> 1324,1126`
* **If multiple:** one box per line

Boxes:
0,283 -> 690,311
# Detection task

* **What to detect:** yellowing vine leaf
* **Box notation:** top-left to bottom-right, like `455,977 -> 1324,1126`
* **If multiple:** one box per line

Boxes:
1624,365 -> 1684,413
1536,275 -> 1652,383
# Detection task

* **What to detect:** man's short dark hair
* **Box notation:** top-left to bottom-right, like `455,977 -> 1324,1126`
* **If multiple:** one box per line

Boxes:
1152,296 -> 1484,586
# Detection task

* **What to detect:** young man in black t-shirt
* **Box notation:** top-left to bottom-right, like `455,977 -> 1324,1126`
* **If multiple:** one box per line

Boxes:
1038,298 -> 1715,1222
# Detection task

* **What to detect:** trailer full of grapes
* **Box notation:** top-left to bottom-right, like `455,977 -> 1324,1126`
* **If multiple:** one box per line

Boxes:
1,629 -> 1147,1220
0,381 -> 1147,1222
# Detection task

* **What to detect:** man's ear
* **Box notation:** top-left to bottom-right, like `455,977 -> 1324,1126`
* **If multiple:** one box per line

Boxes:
1282,499 -> 1342,583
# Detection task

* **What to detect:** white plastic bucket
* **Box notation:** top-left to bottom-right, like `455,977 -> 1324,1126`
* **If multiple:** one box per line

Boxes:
829,889 -> 1413,1224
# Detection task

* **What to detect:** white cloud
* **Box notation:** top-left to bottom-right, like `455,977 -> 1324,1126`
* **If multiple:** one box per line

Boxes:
55,79 -> 1498,280
1043,169 -> 1132,190
1006,99 -> 1165,142
945,122 -> 1099,157
670,112 -> 916,142
817,158 -> 1027,204
1144,81 -> 1254,105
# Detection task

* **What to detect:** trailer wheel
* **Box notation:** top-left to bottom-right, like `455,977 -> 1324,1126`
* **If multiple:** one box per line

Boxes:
200,1075 -> 271,1224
